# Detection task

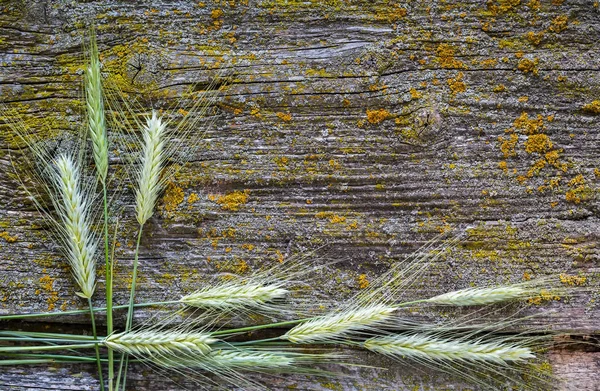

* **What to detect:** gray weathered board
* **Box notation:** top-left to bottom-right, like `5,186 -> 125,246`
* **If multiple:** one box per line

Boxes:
0,0 -> 599,390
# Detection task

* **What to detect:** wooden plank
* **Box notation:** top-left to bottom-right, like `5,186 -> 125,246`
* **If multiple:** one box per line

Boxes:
0,0 -> 598,389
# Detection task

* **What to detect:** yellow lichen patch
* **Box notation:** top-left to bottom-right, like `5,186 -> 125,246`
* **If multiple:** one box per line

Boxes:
559,273 -> 586,286
0,232 -> 17,243
276,112 -> 292,122
527,289 -> 561,305
498,133 -> 519,157
565,174 -> 591,204
162,183 -> 185,212
436,44 -> 467,69
241,243 -> 255,251
212,190 -> 250,211
525,31 -> 545,46
38,274 -> 59,311
498,160 -> 508,172
447,72 -> 466,95
513,112 -> 545,134
315,211 -> 346,224
375,4 -> 407,23
517,58 -> 539,75
549,15 -> 568,33
187,192 -> 200,204
357,274 -> 369,289
409,88 -> 422,99
582,100 -> 600,114
493,84 -> 506,93
518,96 -> 529,102
524,134 -> 552,154
366,108 -> 391,124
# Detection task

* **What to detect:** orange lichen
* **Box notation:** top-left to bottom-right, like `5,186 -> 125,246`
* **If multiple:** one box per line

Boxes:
525,31 -> 545,46
559,273 -> 586,286
524,134 -> 552,154
366,108 -> 391,124
513,112 -> 544,134
493,84 -> 506,93
436,44 -> 467,69
375,4 -> 407,23
357,274 -> 370,289
276,112 -> 292,122
162,183 -> 185,212
0,232 -> 17,243
517,58 -> 539,75
409,88 -> 422,99
187,192 -> 200,204
447,72 -> 466,95
498,133 -> 519,157
582,100 -> 600,114
212,190 -> 250,211
39,275 -> 59,311
549,15 -> 568,33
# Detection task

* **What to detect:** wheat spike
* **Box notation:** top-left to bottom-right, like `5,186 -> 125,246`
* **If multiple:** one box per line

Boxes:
85,32 -> 108,182
136,111 -> 166,225
426,285 -> 534,306
53,155 -> 97,299
104,330 -> 216,358
283,304 -> 396,343
207,349 -> 294,369
180,282 -> 288,310
364,334 -> 535,364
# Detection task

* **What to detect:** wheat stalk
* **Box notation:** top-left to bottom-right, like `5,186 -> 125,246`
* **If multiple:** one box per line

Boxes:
53,155 -> 97,299
426,285 -> 535,306
136,111 -> 166,225
104,330 -> 216,358
180,282 -> 288,310
283,304 -> 396,343
363,334 -> 534,364
85,32 -> 108,182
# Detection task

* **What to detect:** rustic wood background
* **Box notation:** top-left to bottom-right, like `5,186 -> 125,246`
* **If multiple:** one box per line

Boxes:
0,0 -> 599,390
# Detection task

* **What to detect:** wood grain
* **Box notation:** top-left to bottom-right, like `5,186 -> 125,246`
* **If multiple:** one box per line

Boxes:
0,0 -> 598,389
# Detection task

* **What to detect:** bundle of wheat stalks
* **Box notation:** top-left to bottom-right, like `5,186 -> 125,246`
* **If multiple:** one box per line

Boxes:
0,32 -> 587,391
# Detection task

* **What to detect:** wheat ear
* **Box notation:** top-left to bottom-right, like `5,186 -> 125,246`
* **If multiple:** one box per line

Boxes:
136,111 -> 166,225
104,330 -> 216,358
53,155 -> 97,299
85,32 -> 108,182
283,304 -> 396,343
180,282 -> 288,310
363,334 -> 534,364
426,285 -> 535,306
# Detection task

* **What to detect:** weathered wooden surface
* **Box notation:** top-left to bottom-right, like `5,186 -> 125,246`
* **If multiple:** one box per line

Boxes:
0,0 -> 599,389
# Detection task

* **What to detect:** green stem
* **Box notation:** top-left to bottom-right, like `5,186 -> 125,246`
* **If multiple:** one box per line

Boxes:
125,225 -> 144,331
0,343 -> 97,353
0,331 -> 97,340
88,297 -> 105,391
210,318 -> 310,336
117,224 -> 144,391
0,301 -> 180,321
0,359 -> 55,365
103,183 -> 114,391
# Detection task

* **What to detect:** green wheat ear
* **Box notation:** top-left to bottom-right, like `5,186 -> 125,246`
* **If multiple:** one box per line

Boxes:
85,29 -> 108,182
52,154 -> 97,299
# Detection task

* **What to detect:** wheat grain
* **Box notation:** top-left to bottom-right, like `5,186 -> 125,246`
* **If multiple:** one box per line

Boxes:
364,334 -> 534,364
180,282 -> 288,310
85,33 -> 108,182
135,111 -> 166,225
283,304 -> 396,343
53,155 -> 97,299
426,285 -> 534,306
104,330 -> 216,358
